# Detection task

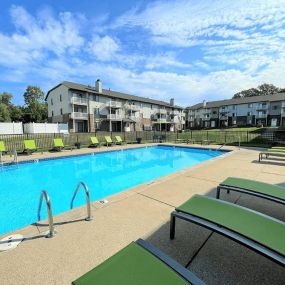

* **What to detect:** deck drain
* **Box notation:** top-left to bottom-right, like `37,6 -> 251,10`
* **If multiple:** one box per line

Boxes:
0,234 -> 24,252
99,199 -> 108,204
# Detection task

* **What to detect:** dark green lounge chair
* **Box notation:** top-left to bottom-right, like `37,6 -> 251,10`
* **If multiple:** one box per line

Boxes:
72,239 -> 205,285
170,195 -> 285,266
105,136 -> 113,146
90,136 -> 100,147
217,177 -> 285,206
259,150 -> 285,162
23,139 -> 37,154
115,135 -> 125,145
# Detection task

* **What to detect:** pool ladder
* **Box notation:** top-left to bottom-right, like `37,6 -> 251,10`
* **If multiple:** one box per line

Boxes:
37,182 -> 92,238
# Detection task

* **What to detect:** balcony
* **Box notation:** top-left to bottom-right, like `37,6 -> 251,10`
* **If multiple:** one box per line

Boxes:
71,97 -> 88,105
256,104 -> 268,110
220,115 -> 228,120
127,115 -> 140,122
71,112 -> 88,120
256,113 -> 267,119
107,114 -> 123,120
124,104 -> 140,112
156,109 -> 167,115
171,110 -> 180,116
106,101 -> 122,109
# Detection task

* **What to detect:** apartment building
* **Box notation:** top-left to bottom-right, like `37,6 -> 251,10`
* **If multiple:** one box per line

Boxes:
186,93 -> 285,129
46,80 -> 185,132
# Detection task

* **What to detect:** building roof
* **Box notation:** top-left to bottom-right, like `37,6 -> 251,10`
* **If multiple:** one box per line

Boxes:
46,81 -> 183,109
186,93 -> 285,110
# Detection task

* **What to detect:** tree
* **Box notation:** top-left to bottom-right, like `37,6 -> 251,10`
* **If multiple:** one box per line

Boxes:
0,103 -> 11,122
10,105 -> 24,122
0,92 -> 13,105
23,86 -> 47,122
232,83 -> 283,99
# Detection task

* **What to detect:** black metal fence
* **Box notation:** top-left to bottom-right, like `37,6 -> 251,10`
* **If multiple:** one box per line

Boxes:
0,130 -> 284,152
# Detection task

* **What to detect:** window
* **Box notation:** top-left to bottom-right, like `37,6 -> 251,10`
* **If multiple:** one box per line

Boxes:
272,105 -> 278,110
212,111 -> 217,115
60,94 -> 62,102
52,111 -> 54,116
248,103 -> 252,108
232,105 -> 236,110
51,99 -> 53,106
232,113 -> 236,117
151,105 -> 153,109
247,112 -> 252,116
60,108 -> 63,115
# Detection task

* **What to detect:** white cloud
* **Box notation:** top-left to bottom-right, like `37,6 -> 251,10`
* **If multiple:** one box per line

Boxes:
88,35 -> 120,61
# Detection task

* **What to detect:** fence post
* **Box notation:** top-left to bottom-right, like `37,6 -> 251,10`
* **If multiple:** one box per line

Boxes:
247,131 -> 249,143
225,132 -> 227,143
207,131 -> 209,141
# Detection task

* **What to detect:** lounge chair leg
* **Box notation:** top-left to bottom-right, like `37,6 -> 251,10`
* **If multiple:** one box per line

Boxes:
216,186 -> 221,199
170,213 -> 176,240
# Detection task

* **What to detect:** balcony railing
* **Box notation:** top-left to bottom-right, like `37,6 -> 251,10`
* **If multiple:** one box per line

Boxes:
171,110 -> 180,116
128,115 -> 140,122
107,114 -> 123,120
124,104 -> 140,111
156,109 -> 167,115
256,113 -> 267,119
71,97 -> 88,105
256,104 -> 268,110
220,115 -> 228,120
71,112 -> 88,120
107,101 -> 122,109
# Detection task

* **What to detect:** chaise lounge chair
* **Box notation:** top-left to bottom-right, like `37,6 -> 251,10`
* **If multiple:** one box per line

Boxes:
23,139 -> 37,154
90,136 -> 100,147
0,141 -> 6,154
72,239 -> 205,285
259,150 -> 285,162
105,136 -> 113,146
170,194 -> 285,266
115,135 -> 125,145
53,138 -> 64,151
217,177 -> 285,206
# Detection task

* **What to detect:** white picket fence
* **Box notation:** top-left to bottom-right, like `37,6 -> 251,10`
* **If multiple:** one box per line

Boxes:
0,122 -> 68,134
24,123 -> 68,134
0,122 -> 23,135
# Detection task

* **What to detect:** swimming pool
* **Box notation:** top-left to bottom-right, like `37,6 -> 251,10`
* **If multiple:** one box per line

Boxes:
0,145 -> 226,235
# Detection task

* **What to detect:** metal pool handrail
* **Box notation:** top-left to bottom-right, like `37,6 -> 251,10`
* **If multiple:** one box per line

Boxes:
70,182 -> 92,221
38,190 -> 56,238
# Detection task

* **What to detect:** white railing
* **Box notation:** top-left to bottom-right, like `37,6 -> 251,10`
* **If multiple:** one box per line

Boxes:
71,112 -> 89,119
171,110 -> 180,116
107,101 -> 122,108
128,116 -> 140,122
71,97 -> 88,105
156,109 -> 167,115
124,104 -> 140,111
107,114 -> 123,120
256,113 -> 267,119
257,104 -> 268,110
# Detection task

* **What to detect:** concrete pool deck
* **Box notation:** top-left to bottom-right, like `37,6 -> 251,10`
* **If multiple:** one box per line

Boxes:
0,143 -> 285,284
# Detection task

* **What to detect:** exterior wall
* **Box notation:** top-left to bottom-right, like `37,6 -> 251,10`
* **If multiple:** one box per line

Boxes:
47,85 -> 69,118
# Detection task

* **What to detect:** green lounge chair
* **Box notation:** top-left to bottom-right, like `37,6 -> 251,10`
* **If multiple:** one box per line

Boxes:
90,136 -> 100,147
259,150 -> 285,162
170,195 -> 285,266
23,139 -> 37,154
0,141 -> 6,153
105,136 -> 113,146
72,239 -> 205,285
272,146 -> 285,150
217,177 -> 285,206
115,135 -> 125,145
53,138 -> 74,151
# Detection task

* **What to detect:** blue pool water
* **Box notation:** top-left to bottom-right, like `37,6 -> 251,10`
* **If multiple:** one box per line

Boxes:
0,146 -> 226,234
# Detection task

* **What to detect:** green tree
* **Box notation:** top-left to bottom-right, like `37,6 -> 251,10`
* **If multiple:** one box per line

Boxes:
233,83 -> 283,99
0,103 -> 11,122
0,92 -> 13,105
23,86 -> 47,122
10,105 -> 24,122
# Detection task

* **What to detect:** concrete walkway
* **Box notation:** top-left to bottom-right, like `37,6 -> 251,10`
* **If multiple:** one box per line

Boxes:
0,144 -> 285,284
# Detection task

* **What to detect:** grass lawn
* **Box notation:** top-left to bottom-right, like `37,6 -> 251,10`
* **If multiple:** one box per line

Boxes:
207,127 -> 261,132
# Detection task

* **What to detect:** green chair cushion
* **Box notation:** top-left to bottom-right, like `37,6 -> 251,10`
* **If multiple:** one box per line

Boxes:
73,242 -> 189,285
177,195 -> 285,256
221,177 -> 285,200
0,141 -> 6,152
53,138 -> 64,147
90,137 -> 99,144
261,151 -> 285,156
105,136 -> 113,143
24,140 -> 37,150
115,136 -> 123,142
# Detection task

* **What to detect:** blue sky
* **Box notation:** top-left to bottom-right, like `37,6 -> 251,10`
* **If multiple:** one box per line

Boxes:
0,0 -> 285,106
